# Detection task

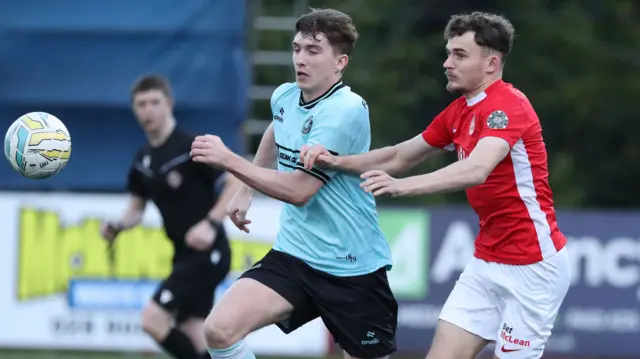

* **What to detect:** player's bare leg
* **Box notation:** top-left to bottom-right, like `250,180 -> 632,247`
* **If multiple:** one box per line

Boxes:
178,318 -> 207,353
141,301 -> 173,342
343,351 -> 388,359
204,278 -> 294,358
425,320 -> 489,359
141,301 -> 206,359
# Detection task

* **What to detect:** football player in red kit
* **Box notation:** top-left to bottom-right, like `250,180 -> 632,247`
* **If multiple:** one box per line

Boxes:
300,11 -> 570,359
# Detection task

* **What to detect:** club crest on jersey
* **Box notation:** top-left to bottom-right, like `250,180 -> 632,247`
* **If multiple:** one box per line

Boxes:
487,110 -> 508,129
166,170 -> 182,189
302,116 -> 314,134
469,115 -> 476,134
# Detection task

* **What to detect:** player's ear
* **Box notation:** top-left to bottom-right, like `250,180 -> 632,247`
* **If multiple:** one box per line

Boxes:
486,53 -> 501,74
336,54 -> 349,73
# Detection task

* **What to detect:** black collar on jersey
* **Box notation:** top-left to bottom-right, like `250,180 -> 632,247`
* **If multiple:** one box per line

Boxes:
299,80 -> 345,109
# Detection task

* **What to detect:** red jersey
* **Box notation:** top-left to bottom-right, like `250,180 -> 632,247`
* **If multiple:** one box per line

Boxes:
422,80 -> 566,265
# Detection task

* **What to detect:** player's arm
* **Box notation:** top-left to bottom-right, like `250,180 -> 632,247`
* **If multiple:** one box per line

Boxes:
214,105 -> 354,207
305,109 -> 451,175
221,158 -> 323,207
234,123 -> 277,197
100,163 -> 148,240
396,108 -> 528,196
115,195 -> 147,229
206,173 -> 243,222
398,137 -> 510,195
330,134 -> 443,176
121,158 -> 149,228
252,123 -> 277,169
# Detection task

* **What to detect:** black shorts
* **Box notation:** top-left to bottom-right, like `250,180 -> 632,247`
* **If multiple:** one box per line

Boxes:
152,236 -> 231,323
240,249 -> 398,358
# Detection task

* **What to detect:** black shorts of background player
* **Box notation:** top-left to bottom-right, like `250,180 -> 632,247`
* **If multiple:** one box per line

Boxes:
99,74 -> 240,359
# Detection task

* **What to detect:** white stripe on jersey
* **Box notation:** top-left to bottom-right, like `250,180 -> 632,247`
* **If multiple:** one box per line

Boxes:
511,139 -> 556,259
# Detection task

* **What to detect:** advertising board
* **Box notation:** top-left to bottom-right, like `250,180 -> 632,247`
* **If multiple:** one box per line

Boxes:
4,191 -> 632,356
393,208 -> 640,357
0,192 -> 431,355
0,192 -> 325,355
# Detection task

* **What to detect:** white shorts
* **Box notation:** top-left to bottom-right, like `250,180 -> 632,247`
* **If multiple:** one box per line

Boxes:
439,247 -> 570,359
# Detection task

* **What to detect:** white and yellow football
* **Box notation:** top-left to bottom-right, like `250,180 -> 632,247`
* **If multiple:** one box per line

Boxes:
4,112 -> 72,179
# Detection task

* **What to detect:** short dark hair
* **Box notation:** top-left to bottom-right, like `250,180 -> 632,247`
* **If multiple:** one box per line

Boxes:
131,74 -> 173,100
295,8 -> 358,55
444,12 -> 515,57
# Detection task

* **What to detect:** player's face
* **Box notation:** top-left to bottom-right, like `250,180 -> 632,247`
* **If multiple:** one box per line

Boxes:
292,32 -> 347,95
443,31 -> 499,94
132,90 -> 173,133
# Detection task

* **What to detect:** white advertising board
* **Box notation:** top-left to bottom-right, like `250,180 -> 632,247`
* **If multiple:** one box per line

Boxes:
0,191 -> 328,355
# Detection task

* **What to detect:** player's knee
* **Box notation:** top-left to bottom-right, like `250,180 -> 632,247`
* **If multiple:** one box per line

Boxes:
141,302 -> 171,340
203,313 -> 239,349
425,320 -> 487,359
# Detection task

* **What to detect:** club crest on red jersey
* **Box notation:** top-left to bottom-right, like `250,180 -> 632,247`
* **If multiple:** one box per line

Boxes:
487,110 -> 508,129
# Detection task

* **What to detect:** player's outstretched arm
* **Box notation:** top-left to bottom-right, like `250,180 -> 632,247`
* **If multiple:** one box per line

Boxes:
226,156 -> 322,207
191,135 -> 323,207
302,134 -> 443,176
362,137 -> 510,197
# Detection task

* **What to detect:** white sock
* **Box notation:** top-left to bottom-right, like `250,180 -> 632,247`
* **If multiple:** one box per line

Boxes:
207,340 -> 255,359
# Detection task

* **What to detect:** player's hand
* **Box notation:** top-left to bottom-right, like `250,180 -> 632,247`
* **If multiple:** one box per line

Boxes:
190,135 -> 232,169
226,187 -> 253,233
100,221 -> 123,242
299,144 -> 334,170
360,170 -> 406,197
185,219 -> 216,251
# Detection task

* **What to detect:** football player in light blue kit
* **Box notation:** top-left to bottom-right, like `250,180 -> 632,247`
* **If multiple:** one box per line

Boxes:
189,8 -> 398,359
267,79 -> 392,275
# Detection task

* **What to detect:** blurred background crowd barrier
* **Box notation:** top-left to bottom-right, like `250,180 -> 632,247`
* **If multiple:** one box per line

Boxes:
0,1 -> 638,359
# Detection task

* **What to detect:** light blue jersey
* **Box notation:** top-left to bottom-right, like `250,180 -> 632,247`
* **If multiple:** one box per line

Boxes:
270,81 -> 393,276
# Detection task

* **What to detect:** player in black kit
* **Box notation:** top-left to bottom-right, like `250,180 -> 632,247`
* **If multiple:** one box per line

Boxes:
100,75 -> 240,359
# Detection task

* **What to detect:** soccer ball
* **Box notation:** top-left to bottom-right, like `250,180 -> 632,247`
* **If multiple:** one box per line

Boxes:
4,112 -> 72,179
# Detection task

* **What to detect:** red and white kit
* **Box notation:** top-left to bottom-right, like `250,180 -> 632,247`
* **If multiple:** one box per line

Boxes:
423,80 -> 570,358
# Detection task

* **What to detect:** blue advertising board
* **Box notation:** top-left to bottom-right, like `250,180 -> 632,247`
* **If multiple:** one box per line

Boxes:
394,208 -> 640,357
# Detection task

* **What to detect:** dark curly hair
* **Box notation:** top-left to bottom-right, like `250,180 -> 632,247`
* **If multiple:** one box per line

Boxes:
295,8 -> 359,55
445,12 -> 515,58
